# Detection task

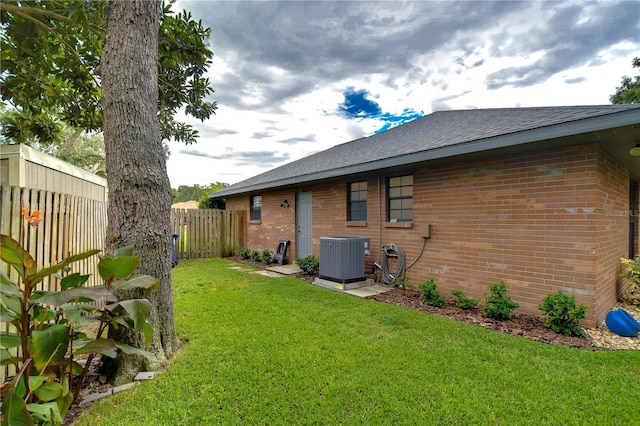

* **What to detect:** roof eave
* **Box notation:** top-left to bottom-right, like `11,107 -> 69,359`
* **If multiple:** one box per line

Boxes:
211,108 -> 640,198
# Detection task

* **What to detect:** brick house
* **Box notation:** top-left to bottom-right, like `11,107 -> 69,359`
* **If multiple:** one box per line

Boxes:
212,105 -> 640,326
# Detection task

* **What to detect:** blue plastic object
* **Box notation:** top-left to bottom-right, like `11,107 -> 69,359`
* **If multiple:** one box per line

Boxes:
605,309 -> 640,337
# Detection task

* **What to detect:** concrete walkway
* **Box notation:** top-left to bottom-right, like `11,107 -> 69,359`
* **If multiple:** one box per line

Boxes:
230,263 -> 392,299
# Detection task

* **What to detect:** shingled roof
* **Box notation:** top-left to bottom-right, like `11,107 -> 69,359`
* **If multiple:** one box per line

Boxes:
212,104 -> 640,198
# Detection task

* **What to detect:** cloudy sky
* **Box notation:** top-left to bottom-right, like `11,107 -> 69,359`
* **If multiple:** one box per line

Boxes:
167,0 -> 640,188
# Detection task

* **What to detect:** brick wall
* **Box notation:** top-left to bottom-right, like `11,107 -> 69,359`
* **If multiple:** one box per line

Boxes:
225,143 -> 632,326
593,148 -> 631,323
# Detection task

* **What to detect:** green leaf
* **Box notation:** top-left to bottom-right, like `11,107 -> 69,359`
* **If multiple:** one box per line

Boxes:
106,299 -> 152,332
33,286 -> 117,307
27,249 -> 101,286
98,256 -> 140,280
57,391 -> 74,421
26,401 -> 63,424
143,322 -> 153,348
60,272 -> 90,290
1,294 -> 22,321
0,272 -> 18,288
111,274 -> 160,293
74,338 -> 116,356
114,246 -> 135,257
31,325 -> 70,372
60,303 -> 98,328
0,384 -> 34,426
15,375 -> 26,398
69,360 -> 84,375
0,234 -> 37,280
0,332 -> 21,348
115,342 -> 157,362
33,381 -> 64,402
100,349 -> 117,359
28,376 -> 46,392
1,348 -> 21,366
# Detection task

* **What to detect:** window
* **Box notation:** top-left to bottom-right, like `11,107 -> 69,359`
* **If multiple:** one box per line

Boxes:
387,175 -> 413,222
250,195 -> 261,221
348,181 -> 367,221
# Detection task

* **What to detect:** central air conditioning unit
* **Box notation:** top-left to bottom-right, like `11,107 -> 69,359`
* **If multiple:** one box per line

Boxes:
319,236 -> 370,284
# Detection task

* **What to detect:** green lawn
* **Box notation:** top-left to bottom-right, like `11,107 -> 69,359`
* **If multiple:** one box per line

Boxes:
76,258 -> 640,425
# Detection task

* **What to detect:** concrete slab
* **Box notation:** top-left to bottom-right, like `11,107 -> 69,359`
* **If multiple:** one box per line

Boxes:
313,277 -> 373,291
312,278 -> 392,298
81,391 -> 111,405
252,270 -> 284,278
267,264 -> 302,275
134,371 -> 158,381
111,382 -> 139,394
345,284 -> 393,298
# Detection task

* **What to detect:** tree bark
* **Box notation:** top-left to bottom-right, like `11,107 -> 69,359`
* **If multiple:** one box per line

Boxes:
101,0 -> 177,385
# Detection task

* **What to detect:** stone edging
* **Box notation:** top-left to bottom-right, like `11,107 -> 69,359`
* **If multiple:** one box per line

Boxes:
80,372 -> 158,405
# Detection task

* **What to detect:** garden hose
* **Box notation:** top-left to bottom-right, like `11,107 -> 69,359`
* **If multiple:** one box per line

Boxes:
381,243 -> 406,285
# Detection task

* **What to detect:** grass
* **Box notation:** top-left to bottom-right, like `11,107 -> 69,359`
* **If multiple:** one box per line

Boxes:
76,258 -> 640,425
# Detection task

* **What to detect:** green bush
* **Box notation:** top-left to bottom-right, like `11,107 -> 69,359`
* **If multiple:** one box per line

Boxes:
419,279 -> 445,308
0,230 -> 157,425
452,289 -> 479,309
239,247 -> 251,259
250,250 -> 261,262
539,292 -> 588,337
484,281 -> 519,320
261,248 -> 273,265
295,255 -> 319,274
620,256 -> 640,306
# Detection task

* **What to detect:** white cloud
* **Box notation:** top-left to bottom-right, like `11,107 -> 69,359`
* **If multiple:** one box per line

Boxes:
167,0 -> 640,188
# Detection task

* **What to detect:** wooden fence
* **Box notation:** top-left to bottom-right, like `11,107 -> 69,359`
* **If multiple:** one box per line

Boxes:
1,185 -> 247,285
0,184 -> 108,381
0,184 -> 108,290
170,208 -> 245,260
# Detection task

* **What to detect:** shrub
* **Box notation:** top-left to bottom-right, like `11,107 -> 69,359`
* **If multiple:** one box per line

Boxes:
250,250 -> 261,262
419,279 -> 445,308
540,292 -> 588,337
0,205 -> 157,425
484,280 -> 519,320
295,255 -> 320,274
262,248 -> 273,265
620,256 -> 640,306
239,247 -> 251,259
452,289 -> 479,309
620,256 -> 640,289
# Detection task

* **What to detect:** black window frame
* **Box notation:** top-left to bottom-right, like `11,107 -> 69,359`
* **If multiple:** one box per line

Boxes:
387,175 -> 413,222
347,181 -> 367,221
250,195 -> 262,221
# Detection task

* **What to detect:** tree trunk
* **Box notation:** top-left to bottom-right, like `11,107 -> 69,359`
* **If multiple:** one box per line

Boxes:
101,0 -> 177,385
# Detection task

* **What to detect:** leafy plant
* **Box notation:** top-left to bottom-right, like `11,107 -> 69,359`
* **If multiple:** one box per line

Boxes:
452,289 -> 479,310
239,247 -> 251,259
295,255 -> 319,274
261,248 -> 272,265
619,256 -> 640,306
539,292 -> 588,337
250,250 -> 261,262
0,203 -> 158,425
419,279 -> 445,308
391,276 -> 409,294
484,281 -> 519,320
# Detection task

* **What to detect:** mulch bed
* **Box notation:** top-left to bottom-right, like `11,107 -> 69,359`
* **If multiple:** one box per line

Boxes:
368,287 -> 597,350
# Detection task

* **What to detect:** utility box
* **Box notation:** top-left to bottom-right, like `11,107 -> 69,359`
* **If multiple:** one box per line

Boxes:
319,237 -> 370,284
